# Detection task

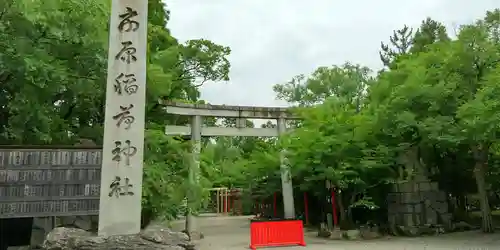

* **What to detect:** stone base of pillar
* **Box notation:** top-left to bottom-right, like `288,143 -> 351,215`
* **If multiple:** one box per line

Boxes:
182,230 -> 204,240
43,224 -> 196,250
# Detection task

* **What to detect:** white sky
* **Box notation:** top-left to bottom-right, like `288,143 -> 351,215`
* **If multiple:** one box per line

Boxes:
166,0 -> 499,108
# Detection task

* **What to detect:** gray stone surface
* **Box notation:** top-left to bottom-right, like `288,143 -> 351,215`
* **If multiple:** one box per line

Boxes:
387,180 -> 451,235
187,215 -> 500,250
162,101 -> 298,119
345,230 -> 361,240
6,247 -> 30,250
42,224 -> 194,250
30,215 -> 99,248
99,0 -> 148,236
360,227 -> 382,240
329,229 -> 343,240
162,101 -> 291,113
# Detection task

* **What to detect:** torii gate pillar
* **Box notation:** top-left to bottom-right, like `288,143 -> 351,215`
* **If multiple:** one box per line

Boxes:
277,117 -> 295,218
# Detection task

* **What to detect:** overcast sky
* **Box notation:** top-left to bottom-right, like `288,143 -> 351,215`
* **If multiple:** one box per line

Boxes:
166,0 -> 499,108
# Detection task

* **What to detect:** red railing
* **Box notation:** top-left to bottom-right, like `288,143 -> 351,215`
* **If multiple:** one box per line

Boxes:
249,219 -> 306,249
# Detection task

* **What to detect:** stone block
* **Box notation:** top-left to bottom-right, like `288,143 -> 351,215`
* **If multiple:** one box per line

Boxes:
387,193 -> 400,204
413,204 -> 422,213
56,215 -> 98,232
360,228 -> 382,240
433,201 -> 448,214
30,227 -> 46,248
7,247 -> 31,250
440,213 -> 452,223
33,217 -> 54,232
435,191 -> 446,202
403,214 -> 415,226
43,225 -> 193,250
420,191 -> 435,202
401,205 -> 414,213
318,223 -> 330,238
413,174 -> 428,182
398,182 -> 414,193
411,213 -> 421,226
401,192 -> 419,204
418,182 -> 431,192
425,210 -> 438,225
430,182 -> 439,191
388,214 -> 397,226
453,221 -> 473,231
388,204 -> 399,214
345,230 -> 361,240
31,217 -> 55,248
398,225 -> 420,236
329,229 -> 343,240
440,213 -> 453,230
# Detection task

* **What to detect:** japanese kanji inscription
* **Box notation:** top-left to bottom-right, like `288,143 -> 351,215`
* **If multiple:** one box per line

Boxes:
115,41 -> 137,64
108,176 -> 134,197
118,7 -> 139,32
114,73 -> 138,95
99,0 -> 147,237
111,140 -> 137,165
112,104 -> 135,129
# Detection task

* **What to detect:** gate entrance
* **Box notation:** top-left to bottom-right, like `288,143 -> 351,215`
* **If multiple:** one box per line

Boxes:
205,188 -> 242,216
162,101 -> 298,235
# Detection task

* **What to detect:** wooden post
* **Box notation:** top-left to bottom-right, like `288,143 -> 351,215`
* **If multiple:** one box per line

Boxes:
216,189 -> 220,214
331,188 -> 338,227
222,189 -> 226,214
239,193 -> 243,215
230,189 -> 233,214
240,196 -> 243,215
273,192 -> 277,218
98,0 -> 148,237
304,192 -> 309,225
259,200 -> 263,215
225,189 -> 229,214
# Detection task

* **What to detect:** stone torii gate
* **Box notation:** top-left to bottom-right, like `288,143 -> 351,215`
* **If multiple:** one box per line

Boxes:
162,101 -> 298,235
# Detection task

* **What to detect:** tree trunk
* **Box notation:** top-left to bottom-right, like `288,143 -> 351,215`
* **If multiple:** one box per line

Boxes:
473,161 -> 494,233
452,194 -> 469,221
347,193 -> 357,224
337,191 -> 347,227
458,195 -> 467,212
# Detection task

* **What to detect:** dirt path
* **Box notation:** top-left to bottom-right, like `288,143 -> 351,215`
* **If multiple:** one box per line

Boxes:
171,215 -> 500,250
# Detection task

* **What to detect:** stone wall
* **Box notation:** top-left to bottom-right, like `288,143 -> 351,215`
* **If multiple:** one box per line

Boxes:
387,180 -> 451,233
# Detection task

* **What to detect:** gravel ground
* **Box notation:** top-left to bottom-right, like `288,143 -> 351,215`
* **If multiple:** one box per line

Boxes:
172,215 -> 500,250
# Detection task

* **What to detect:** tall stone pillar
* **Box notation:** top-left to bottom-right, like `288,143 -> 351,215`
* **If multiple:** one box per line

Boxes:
185,115 -> 202,239
98,0 -> 148,237
278,118 -> 295,219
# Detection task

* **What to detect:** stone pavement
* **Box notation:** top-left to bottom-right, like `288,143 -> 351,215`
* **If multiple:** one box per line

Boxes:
172,215 -> 500,250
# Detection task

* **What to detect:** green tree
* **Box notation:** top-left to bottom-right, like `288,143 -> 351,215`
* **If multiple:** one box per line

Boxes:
0,0 -> 232,223
273,62 -> 373,107
380,18 -> 450,69
372,9 -> 500,232
283,98 -> 394,227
